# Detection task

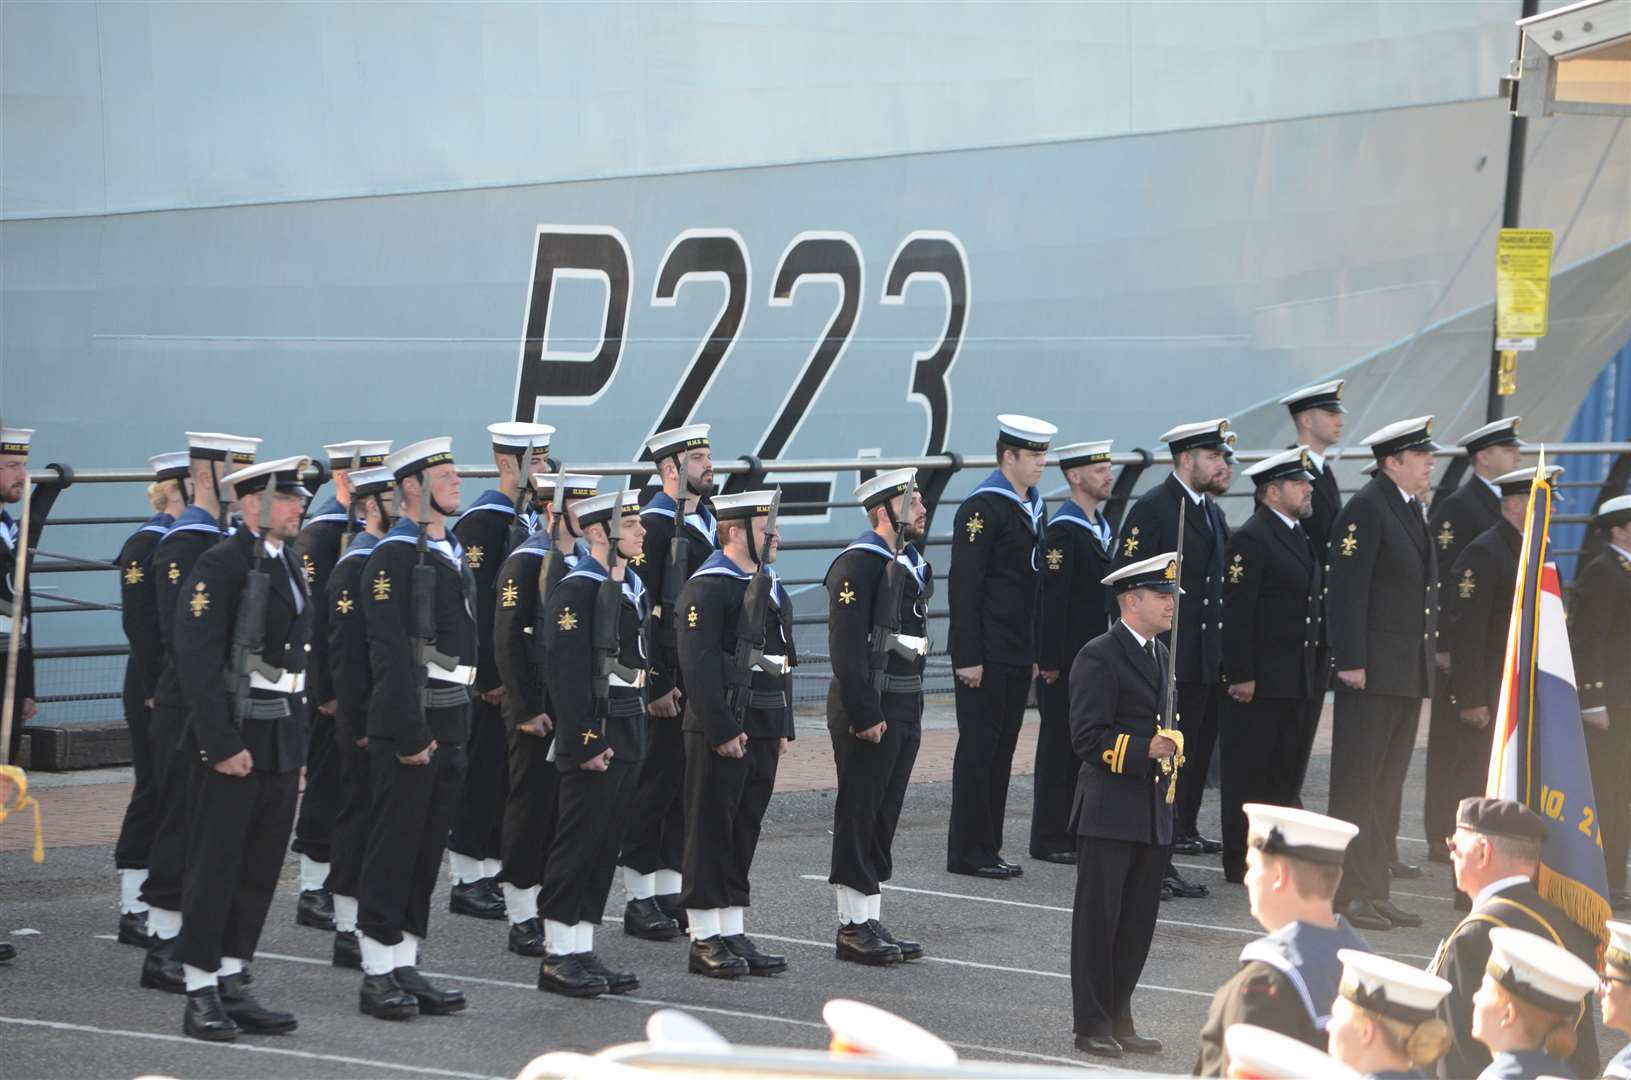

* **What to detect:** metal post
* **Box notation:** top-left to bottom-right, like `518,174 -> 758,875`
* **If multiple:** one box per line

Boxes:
1488,0 -> 1541,422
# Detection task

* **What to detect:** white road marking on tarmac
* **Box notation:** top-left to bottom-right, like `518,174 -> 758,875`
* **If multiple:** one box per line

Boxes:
0,1016 -> 504,1079
1171,863 -> 1452,905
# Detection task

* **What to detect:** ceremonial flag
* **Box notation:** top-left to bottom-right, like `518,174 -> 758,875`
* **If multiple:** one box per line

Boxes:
1487,451 -> 1611,947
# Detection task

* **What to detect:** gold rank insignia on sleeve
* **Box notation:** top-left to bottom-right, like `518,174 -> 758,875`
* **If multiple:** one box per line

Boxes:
167,562 -> 181,584
964,513 -> 984,542
1457,569 -> 1476,599
838,582 -> 855,605
581,729 -> 598,745
302,552 -> 317,582
1340,523 -> 1358,557
501,579 -> 519,608
686,605 -> 699,629
467,545 -> 484,569
557,607 -> 578,631
1046,548 -> 1063,571
1123,527 -> 1140,557
335,589 -> 354,615
1099,732 -> 1130,774
1227,554 -> 1244,583
189,581 -> 210,618
371,570 -> 392,601
631,551 -> 646,567
124,562 -> 144,586
1437,522 -> 1455,550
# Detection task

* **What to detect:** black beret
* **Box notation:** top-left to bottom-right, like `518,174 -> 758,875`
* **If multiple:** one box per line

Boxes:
1456,797 -> 1548,842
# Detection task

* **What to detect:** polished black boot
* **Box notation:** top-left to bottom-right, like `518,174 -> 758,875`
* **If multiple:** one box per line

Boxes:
393,966 -> 466,1015
358,972 -> 418,1020
118,910 -> 155,948
0,941 -> 14,964
687,936 -> 748,978
332,930 -> 361,970
722,933 -> 787,976
218,972 -> 297,1034
623,897 -> 682,940
868,920 -> 922,961
578,952 -> 639,994
655,894 -> 689,933
835,922 -> 901,966
448,879 -> 506,920
183,985 -> 239,1042
295,889 -> 336,931
141,936 -> 185,994
508,917 -> 548,957
537,953 -> 609,997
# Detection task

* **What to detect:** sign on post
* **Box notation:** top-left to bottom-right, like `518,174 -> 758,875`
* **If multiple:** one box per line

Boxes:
1495,228 -> 1554,341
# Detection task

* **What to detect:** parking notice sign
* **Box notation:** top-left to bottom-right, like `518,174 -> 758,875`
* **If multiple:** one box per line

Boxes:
1496,228 -> 1554,339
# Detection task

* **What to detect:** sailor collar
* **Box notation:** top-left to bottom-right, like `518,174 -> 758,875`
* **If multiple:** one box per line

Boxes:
561,554 -> 649,612
0,510 -> 14,552
461,488 -> 519,517
691,549 -> 785,607
842,530 -> 928,593
643,491 -> 718,545
1051,498 -> 1111,542
336,532 -> 382,563
305,495 -> 349,526
157,504 -> 227,545
970,469 -> 1047,534
379,516 -> 464,567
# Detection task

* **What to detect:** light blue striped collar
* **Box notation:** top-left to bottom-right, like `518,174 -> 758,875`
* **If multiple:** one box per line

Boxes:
971,469 -> 1047,534
692,550 -> 784,607
840,531 -> 928,593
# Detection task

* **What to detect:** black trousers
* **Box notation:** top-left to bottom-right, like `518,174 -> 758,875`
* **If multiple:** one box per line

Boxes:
113,693 -> 159,870
1071,834 -> 1165,1037
680,731 -> 780,911
1219,695 -> 1307,877
447,696 -> 508,861
1173,681 -> 1220,840
498,727 -> 559,890
1421,680 -> 1492,862
290,706 -> 339,865
1587,708 -> 1631,892
1029,673 -> 1077,858
619,718 -> 687,875
1289,648 -> 1330,804
1328,692 -> 1420,906
139,703 -> 193,912
829,691 -> 922,895
357,738 -> 466,946
947,662 -> 1030,870
176,763 -> 298,972
540,758 -> 636,927
326,733 -> 373,899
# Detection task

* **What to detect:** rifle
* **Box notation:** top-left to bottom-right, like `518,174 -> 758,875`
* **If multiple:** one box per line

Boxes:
591,486 -> 638,730
227,480 -> 276,728
661,449 -> 691,617
1158,496 -> 1188,804
727,492 -> 784,728
531,466 -> 572,656
867,471 -> 927,696
505,441 -> 538,556
409,468 -> 460,717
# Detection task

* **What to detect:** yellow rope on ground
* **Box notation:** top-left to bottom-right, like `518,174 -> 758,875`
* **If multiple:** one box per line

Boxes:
0,764 -> 45,863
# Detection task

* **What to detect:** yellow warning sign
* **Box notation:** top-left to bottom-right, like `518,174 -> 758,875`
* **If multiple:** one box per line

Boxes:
1495,228 -> 1554,339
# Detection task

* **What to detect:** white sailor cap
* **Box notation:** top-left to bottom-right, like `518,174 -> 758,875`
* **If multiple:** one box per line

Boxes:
996,414 -> 1057,452
823,999 -> 957,1067
487,422 -> 554,455
323,440 -> 391,470
571,488 -> 640,527
1605,919 -> 1631,973
1486,927 -> 1598,1015
222,455 -> 312,499
1594,494 -> 1631,529
1337,949 -> 1452,1023
1160,418 -> 1231,453
1245,447 -> 1316,486
1459,416 -> 1524,452
1361,459 -> 1379,477
1101,551 -> 1181,594
1279,379 -> 1346,414
386,437 -> 454,480
544,473 -> 599,503
187,432 -> 262,465
644,1008 -> 728,1049
1245,804 -> 1358,865
348,466 -> 395,498
854,468 -> 916,510
647,424 -> 710,460
0,427 -> 33,456
1222,1023 -> 1359,1079
1495,464 -> 1563,497
149,451 -> 191,482
1361,416 -> 1438,458
712,490 -> 778,522
1056,441 -> 1113,469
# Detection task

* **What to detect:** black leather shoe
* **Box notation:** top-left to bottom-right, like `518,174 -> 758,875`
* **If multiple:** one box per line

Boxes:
141,937 -> 186,994
868,920 -> 922,961
836,922 -> 902,966
1171,836 -> 1206,855
183,985 -> 239,1042
448,880 -> 506,920
0,941 -> 13,964
688,936 -> 749,979
538,953 -> 609,997
1343,900 -> 1392,932
1388,860 -> 1423,880
1163,872 -> 1209,899
1116,1031 -> 1162,1054
1031,850 -> 1076,865
480,876 -> 505,906
296,889 -> 336,931
1074,1034 -> 1123,1057
332,930 -> 361,970
578,951 -> 639,994
623,897 -> 682,940
508,917 -> 548,956
218,972 -> 297,1034
1374,899 -> 1422,928
655,894 -> 689,933
996,859 -> 1024,877
948,863 -> 1017,880
723,933 -> 787,976
1194,835 -> 1224,855
118,910 -> 155,948
358,972 -> 418,1020
393,966 -> 466,1015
